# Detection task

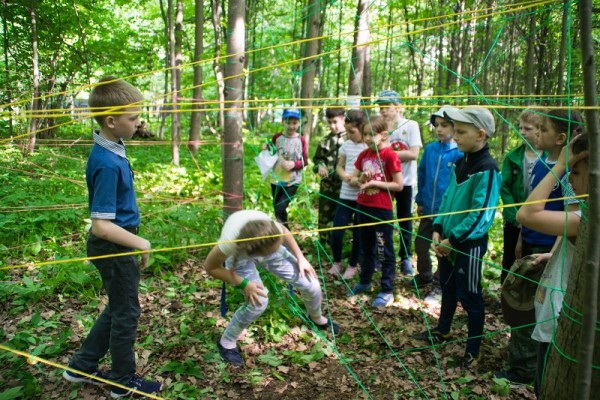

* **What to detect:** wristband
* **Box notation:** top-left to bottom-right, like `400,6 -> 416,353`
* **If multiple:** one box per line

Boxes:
236,278 -> 249,290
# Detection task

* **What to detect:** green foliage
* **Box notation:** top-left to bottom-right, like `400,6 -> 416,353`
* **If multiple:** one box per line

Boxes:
491,377 -> 512,396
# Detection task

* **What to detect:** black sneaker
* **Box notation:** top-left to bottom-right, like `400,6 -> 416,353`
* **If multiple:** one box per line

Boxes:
217,341 -> 244,367
459,352 -> 479,370
110,375 -> 162,398
63,368 -> 110,386
412,329 -> 450,344
404,274 -> 433,288
494,369 -> 532,385
314,318 -> 341,335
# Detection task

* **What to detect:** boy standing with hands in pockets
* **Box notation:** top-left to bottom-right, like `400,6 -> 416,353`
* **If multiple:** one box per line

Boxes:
414,107 -> 501,369
63,77 -> 162,398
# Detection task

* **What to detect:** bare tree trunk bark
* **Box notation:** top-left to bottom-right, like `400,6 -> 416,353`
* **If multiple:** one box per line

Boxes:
524,14 -> 535,98
189,0 -> 204,153
27,0 -> 40,154
434,0 -> 445,98
362,41 -> 371,102
347,0 -> 370,98
299,0 -> 323,144
335,3 -> 343,99
222,0 -> 245,216
159,0 -> 169,140
169,0 -> 182,165
541,0 -> 600,395
556,1 -> 569,103
2,0 -> 13,138
211,0 -> 225,134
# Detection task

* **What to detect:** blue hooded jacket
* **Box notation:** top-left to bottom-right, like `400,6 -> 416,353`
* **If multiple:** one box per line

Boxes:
415,140 -> 463,215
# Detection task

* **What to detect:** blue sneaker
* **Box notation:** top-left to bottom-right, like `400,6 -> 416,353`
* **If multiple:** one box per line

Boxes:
217,341 -> 244,367
63,368 -> 110,386
349,283 -> 372,296
372,292 -> 394,308
110,375 -> 163,398
400,259 -> 414,276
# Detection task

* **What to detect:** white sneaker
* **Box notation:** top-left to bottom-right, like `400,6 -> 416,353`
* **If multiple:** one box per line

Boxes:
342,266 -> 358,280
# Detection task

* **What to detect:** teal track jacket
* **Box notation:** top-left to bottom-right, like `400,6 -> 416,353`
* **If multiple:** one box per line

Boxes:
433,144 -> 502,249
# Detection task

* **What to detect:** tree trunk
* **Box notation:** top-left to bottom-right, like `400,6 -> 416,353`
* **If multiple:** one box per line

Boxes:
27,0 -> 40,154
434,0 -> 445,98
524,14 -> 535,98
246,0 -> 257,130
211,0 -> 225,134
159,0 -> 169,140
189,0 -> 204,153
2,0 -> 13,138
299,0 -> 323,144
169,0 -> 182,165
222,0 -> 245,216
362,40 -> 371,102
556,1 -> 569,103
347,0 -> 370,98
541,0 -> 600,395
334,2 -> 343,99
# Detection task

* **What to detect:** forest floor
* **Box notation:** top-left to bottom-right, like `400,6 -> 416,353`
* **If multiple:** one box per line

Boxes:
2,257 -> 538,400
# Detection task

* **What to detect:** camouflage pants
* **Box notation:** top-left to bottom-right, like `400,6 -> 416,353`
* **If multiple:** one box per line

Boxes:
317,178 -> 341,246
508,324 -> 537,380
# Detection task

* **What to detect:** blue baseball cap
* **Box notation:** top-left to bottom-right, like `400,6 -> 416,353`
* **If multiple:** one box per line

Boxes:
282,108 -> 301,120
375,90 -> 402,105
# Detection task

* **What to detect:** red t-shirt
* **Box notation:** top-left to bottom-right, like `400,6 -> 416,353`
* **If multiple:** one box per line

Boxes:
354,146 -> 402,210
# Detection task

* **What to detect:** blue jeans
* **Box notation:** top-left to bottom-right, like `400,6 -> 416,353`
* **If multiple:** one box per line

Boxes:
330,199 -> 361,266
437,241 -> 487,356
357,205 -> 396,294
395,186 -> 413,260
69,233 -> 141,385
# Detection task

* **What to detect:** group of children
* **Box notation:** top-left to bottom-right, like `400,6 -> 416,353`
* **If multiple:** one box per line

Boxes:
62,77 -> 588,397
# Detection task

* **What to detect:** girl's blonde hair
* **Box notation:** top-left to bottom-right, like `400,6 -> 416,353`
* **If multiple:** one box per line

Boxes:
236,219 -> 283,255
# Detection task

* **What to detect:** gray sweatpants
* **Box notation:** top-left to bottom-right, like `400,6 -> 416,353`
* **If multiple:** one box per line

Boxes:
222,245 -> 323,343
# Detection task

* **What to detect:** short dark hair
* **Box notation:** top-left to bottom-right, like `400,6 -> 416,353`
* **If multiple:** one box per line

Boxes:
325,106 -> 345,119
572,132 -> 588,157
89,76 -> 143,126
545,109 -> 584,136
344,109 -> 366,129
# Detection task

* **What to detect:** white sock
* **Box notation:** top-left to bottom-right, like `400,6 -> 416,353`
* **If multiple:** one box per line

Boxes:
219,336 -> 237,350
311,315 -> 328,325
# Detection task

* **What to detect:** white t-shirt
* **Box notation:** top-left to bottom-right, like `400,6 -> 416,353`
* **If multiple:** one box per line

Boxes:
388,117 -> 422,186
218,210 -> 283,256
339,140 -> 368,200
532,214 -> 580,343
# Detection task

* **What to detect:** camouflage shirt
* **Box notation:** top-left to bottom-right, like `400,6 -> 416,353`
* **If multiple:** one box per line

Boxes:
312,131 -> 347,183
